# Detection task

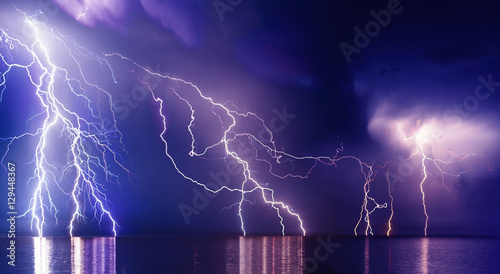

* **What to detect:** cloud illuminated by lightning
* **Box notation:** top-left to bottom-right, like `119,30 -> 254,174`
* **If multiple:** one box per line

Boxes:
369,104 -> 496,236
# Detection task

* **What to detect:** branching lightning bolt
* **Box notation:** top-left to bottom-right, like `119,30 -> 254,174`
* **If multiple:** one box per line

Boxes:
0,10 -> 129,237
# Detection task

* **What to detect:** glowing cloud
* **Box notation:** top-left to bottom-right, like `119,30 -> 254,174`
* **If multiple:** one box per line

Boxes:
368,103 -> 499,156
53,0 -> 203,46
52,0 -> 128,28
369,102 -> 498,235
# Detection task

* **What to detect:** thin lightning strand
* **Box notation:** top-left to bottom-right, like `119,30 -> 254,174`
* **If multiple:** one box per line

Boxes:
419,143 -> 429,236
0,10 -> 128,237
354,163 -> 388,236
386,170 -> 394,236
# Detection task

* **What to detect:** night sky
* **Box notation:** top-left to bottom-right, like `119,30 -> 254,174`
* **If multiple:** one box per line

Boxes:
1,0 -> 500,237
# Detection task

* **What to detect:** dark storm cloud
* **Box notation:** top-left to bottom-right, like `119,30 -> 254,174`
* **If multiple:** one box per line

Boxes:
51,0 -> 319,89
52,0 -> 210,46
350,0 -> 500,114
423,46 -> 485,65
379,67 -> 401,75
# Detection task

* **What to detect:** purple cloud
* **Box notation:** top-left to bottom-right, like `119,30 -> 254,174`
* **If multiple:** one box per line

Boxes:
53,0 -> 204,46
53,0 -> 129,28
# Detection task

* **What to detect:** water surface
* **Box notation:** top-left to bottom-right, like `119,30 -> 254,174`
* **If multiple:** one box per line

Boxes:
1,236 -> 499,273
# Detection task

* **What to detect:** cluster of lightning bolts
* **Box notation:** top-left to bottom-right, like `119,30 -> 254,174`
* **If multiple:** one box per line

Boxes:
104,52 -> 393,236
0,10 -> 130,237
1,11 -> 475,238
0,11 -> 411,237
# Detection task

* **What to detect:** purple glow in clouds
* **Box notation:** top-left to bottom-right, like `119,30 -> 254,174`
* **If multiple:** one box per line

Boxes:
368,103 -> 500,157
53,0 -> 128,28
53,0 -> 203,46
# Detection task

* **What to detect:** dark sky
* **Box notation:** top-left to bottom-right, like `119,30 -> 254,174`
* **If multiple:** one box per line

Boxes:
1,0 -> 500,237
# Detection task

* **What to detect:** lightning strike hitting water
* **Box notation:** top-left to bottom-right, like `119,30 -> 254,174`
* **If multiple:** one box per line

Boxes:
0,10 -> 129,237
400,120 -> 477,236
386,170 -> 395,237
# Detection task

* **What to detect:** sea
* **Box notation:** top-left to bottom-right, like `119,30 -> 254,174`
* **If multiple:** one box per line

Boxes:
1,236 -> 499,273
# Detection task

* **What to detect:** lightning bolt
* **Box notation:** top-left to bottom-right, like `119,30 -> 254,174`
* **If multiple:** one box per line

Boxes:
403,121 -> 477,236
0,10 -> 129,237
419,143 -> 430,236
386,169 -> 395,236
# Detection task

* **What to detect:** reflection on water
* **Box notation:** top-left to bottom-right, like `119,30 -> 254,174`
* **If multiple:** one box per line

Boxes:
33,237 -> 115,273
364,237 -> 369,274
225,236 -> 304,273
365,237 -> 432,274
1,236 -> 499,272
420,237 -> 429,274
